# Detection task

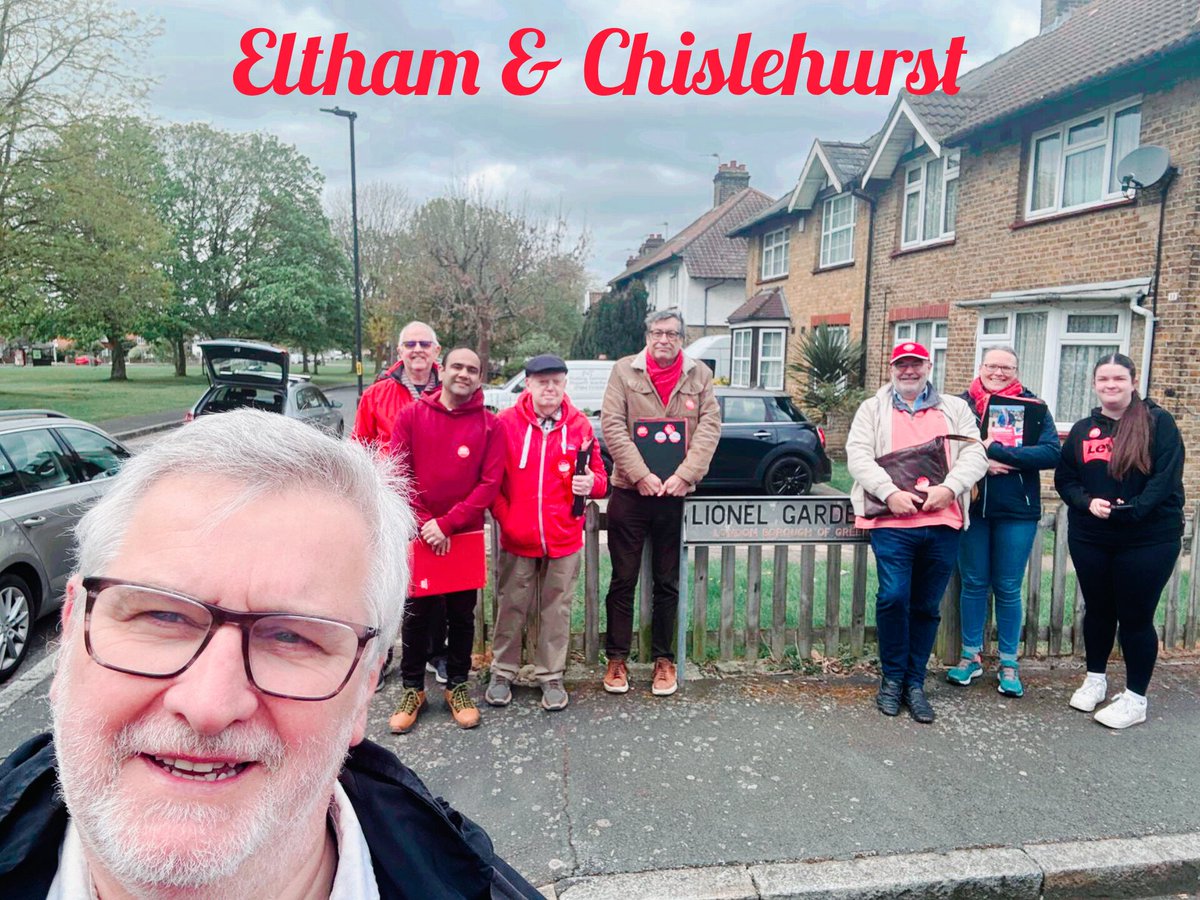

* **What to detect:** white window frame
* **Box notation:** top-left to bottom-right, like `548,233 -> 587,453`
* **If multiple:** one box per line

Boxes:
760,227 -> 790,279
731,329 -> 752,388
1025,96 -> 1142,218
975,306 -> 1130,429
819,193 -> 855,268
893,319 -> 948,392
668,266 -> 680,307
757,328 -> 786,391
901,150 -> 959,249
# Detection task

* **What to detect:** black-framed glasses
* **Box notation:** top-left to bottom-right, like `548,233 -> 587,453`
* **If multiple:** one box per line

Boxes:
400,340 -> 434,349
647,329 -> 682,340
81,577 -> 378,701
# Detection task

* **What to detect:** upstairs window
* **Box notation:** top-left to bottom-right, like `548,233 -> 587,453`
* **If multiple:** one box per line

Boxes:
761,227 -> 790,279
819,193 -> 855,268
902,151 -> 959,248
1026,98 -> 1141,217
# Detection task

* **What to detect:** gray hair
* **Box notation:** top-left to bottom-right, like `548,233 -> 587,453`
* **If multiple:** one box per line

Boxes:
398,320 -> 440,347
645,308 -> 686,332
73,411 -> 414,663
981,345 -> 1019,366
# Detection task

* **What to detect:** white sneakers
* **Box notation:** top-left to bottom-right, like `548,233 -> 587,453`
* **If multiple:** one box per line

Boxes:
1093,690 -> 1148,729
1070,674 -> 1148,729
1068,674 -> 1108,712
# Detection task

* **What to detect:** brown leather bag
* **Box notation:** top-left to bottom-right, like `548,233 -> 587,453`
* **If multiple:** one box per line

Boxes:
863,434 -> 981,518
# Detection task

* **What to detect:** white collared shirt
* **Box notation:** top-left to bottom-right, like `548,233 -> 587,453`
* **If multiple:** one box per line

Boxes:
47,783 -> 379,899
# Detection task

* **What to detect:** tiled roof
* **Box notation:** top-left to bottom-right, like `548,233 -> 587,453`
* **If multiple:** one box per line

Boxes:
917,0 -> 1200,142
611,188 -> 775,284
728,286 -> 790,324
726,193 -> 793,238
821,142 -> 873,184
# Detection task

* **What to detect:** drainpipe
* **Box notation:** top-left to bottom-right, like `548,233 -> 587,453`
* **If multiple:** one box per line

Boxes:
852,189 -> 877,386
1128,293 -> 1153,397
703,278 -> 728,336
1141,167 -> 1176,394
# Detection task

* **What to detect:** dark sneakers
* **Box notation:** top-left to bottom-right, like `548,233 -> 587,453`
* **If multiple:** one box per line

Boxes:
903,683 -> 936,724
876,678 -> 903,716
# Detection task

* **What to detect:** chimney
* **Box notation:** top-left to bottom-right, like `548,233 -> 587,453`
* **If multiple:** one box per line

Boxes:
1040,0 -> 1092,32
713,160 -> 750,206
638,233 -> 665,257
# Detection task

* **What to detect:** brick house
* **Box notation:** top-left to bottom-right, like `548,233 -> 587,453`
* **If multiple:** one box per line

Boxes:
609,162 -> 774,343
857,0 -> 1200,494
726,140 -> 877,393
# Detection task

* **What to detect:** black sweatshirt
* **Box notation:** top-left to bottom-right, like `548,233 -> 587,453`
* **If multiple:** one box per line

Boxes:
1054,399 -> 1185,546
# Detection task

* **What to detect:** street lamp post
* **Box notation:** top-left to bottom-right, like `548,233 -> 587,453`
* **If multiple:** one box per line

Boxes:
320,106 -> 364,397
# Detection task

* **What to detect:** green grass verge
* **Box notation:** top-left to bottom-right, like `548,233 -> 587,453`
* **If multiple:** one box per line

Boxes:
0,361 -> 357,423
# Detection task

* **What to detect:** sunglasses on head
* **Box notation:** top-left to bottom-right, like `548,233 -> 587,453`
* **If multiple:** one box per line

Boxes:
401,340 -> 434,349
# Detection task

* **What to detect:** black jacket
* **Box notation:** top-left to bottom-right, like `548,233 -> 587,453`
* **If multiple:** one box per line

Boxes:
1054,399 -> 1185,546
0,734 -> 541,900
959,388 -> 1061,520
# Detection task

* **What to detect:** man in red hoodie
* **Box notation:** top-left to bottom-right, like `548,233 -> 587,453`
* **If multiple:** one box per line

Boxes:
351,321 -> 441,452
387,348 -> 505,733
486,355 -> 608,712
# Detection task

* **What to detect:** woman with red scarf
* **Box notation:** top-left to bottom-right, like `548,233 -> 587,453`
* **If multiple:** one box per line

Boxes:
946,347 -> 1060,697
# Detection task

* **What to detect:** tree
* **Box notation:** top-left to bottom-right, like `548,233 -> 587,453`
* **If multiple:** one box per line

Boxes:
407,185 -> 588,377
33,117 -> 172,380
328,182 -> 411,374
0,0 -> 160,285
571,280 -> 647,360
156,124 -> 340,371
789,325 -> 866,424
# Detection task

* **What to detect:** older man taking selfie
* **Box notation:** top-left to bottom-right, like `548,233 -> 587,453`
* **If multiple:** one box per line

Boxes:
0,411 -> 539,899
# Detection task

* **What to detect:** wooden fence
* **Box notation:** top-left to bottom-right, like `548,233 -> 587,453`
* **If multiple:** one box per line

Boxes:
474,500 -> 1200,666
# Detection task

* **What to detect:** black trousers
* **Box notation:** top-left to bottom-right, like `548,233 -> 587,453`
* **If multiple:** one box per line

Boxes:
603,488 -> 684,662
1069,536 -> 1180,695
400,589 -> 477,688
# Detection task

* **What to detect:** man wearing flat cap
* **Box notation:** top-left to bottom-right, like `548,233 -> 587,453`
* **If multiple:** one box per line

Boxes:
846,341 -> 987,725
487,355 -> 608,711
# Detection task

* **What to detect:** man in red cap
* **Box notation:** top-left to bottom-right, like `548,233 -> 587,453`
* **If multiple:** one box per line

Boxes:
846,342 -> 987,724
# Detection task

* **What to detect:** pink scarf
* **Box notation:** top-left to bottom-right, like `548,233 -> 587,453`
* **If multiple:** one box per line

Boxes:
967,376 -> 1024,418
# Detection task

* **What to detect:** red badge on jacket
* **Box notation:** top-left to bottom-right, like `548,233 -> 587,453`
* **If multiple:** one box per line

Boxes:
457,445 -> 470,458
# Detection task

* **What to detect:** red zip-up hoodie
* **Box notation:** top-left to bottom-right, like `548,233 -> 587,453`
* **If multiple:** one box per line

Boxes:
492,391 -> 608,558
390,387 -> 504,535
351,362 -> 440,453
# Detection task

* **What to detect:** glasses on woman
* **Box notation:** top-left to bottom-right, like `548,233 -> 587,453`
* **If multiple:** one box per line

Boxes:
981,363 -> 1017,374
81,577 -> 378,701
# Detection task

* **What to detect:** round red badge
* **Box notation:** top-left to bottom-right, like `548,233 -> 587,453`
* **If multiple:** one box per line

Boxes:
654,431 -> 667,443
685,399 -> 695,410
915,476 -> 930,490
1088,427 -> 1101,438
457,445 -> 470,458
558,461 -> 571,474
636,425 -> 649,437
664,423 -> 676,434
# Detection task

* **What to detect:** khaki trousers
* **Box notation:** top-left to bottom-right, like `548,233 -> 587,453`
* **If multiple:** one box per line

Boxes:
491,549 -> 581,682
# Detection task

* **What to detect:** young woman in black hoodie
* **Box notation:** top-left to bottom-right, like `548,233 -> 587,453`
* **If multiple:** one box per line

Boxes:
1054,354 -> 1185,729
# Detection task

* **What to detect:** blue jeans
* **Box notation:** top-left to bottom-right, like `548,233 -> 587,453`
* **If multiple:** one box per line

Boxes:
957,517 -> 1038,664
870,526 -> 961,685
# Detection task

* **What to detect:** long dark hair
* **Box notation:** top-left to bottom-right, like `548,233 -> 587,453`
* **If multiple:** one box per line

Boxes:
1093,353 -> 1152,479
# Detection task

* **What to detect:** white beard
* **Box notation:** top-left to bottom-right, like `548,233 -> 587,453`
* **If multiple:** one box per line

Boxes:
51,666 -> 354,895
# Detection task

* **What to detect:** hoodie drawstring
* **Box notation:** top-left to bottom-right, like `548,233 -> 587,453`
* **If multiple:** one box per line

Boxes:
519,423 -> 533,470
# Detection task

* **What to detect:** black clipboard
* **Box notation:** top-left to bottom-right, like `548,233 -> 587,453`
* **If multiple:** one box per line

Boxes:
983,395 -> 1046,447
632,418 -> 687,480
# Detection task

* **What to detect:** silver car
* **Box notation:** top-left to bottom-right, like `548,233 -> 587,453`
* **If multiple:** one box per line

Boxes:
187,340 -> 345,438
0,411 -> 131,682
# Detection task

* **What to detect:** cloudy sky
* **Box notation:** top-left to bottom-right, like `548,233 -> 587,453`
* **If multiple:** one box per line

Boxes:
124,1 -> 1041,284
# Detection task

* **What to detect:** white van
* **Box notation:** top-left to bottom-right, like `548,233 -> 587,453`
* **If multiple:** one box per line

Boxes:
684,334 -> 731,382
483,359 -> 616,414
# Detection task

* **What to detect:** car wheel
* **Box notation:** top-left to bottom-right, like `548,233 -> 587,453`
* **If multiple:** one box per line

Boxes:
764,457 -> 815,496
0,572 -> 35,684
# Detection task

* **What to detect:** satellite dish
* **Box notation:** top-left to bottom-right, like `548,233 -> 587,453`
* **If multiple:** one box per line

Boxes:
1116,146 -> 1170,192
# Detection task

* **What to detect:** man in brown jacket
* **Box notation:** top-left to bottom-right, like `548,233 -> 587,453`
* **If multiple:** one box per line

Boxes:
600,309 -> 721,696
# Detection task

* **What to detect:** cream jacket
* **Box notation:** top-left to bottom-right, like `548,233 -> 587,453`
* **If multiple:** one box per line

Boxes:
845,383 -> 988,527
